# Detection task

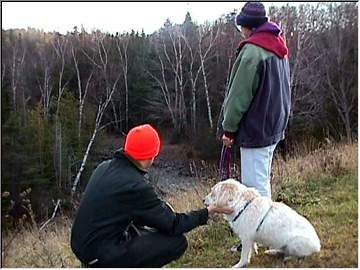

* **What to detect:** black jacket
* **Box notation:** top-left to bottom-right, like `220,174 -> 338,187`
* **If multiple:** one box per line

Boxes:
70,150 -> 208,262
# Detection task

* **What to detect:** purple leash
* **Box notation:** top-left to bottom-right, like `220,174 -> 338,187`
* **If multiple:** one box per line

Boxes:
219,145 -> 233,181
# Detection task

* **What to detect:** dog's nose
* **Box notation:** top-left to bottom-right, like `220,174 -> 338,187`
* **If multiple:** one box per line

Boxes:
203,199 -> 205,203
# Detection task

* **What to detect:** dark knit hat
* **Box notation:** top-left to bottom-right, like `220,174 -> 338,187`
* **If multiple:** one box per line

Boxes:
236,2 -> 268,29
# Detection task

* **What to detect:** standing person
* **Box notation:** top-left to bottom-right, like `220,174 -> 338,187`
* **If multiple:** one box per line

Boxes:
222,2 -> 291,198
71,124 -> 233,268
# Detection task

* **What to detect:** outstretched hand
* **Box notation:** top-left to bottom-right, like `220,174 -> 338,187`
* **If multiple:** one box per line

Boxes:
207,205 -> 234,216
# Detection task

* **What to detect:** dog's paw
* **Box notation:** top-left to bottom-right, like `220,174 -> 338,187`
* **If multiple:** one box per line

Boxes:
232,262 -> 247,268
253,243 -> 258,255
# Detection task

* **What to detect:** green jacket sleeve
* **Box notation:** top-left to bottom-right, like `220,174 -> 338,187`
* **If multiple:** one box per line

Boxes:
222,44 -> 261,133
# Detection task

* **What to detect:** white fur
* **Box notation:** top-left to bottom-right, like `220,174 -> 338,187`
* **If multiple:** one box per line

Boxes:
204,179 -> 321,268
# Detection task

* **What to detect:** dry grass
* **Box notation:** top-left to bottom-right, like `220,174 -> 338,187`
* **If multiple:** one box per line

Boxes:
167,142 -> 357,211
1,142 -> 358,268
166,181 -> 210,212
168,142 -> 358,268
1,217 -> 80,268
271,142 -> 357,199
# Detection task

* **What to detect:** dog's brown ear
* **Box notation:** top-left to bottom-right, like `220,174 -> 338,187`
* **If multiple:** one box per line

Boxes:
215,183 -> 236,207
242,187 -> 260,201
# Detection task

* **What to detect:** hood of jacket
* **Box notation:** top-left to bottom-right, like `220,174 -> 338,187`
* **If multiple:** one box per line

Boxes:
238,21 -> 288,58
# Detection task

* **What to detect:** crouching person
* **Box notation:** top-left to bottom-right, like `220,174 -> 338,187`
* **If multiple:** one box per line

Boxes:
70,124 -> 233,268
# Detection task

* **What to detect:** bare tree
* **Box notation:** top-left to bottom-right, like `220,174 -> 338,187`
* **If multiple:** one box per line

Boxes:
9,33 -> 26,112
52,35 -> 69,190
274,4 -> 324,121
318,3 -> 357,142
147,26 -> 187,133
34,41 -> 55,119
52,35 -> 69,118
72,44 -> 94,141
163,26 -> 187,131
181,32 -> 202,136
72,32 -> 122,195
147,54 -> 177,127
198,24 -> 220,129
116,35 -> 130,131
268,2 -> 357,142
215,18 -> 240,136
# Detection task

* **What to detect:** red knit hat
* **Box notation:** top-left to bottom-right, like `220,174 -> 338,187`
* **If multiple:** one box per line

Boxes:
124,124 -> 161,160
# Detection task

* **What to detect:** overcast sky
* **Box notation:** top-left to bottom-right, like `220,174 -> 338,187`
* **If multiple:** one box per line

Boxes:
2,2 -> 296,34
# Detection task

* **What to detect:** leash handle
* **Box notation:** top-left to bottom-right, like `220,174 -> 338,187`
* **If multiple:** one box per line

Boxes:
219,145 -> 233,181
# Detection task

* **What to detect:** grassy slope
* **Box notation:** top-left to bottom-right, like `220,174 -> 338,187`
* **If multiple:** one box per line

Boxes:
169,169 -> 358,268
1,143 -> 358,267
168,147 -> 358,268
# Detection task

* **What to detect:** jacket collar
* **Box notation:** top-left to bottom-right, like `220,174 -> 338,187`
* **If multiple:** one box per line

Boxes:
114,149 -> 149,174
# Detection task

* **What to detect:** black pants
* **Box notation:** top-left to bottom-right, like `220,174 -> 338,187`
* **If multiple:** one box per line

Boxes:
87,232 -> 188,268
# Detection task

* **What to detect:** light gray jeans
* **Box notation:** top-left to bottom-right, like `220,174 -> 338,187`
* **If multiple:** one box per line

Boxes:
240,143 -> 278,198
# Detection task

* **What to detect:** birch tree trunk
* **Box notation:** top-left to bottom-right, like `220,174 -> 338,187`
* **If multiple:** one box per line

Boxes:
72,105 -> 101,195
198,26 -> 220,130
146,60 -> 177,128
36,67 -> 52,118
147,47 -> 178,129
161,28 -> 187,132
52,36 -> 69,190
181,33 -> 202,136
34,40 -> 56,119
72,45 -> 94,141
200,55 -> 213,129
72,33 -> 121,196
71,75 -> 120,195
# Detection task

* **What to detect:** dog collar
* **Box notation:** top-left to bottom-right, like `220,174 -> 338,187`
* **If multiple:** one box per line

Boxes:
232,199 -> 254,223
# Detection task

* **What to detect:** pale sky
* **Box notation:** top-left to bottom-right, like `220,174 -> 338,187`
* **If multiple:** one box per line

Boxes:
2,2 -> 295,34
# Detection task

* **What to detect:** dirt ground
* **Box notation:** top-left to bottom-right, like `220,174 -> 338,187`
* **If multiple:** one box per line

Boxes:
148,144 -> 211,196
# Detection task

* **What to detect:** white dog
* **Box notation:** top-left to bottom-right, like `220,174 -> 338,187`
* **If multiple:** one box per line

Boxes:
204,179 -> 321,268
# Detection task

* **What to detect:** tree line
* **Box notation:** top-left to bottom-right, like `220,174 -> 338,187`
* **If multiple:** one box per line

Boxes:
1,2 -> 357,227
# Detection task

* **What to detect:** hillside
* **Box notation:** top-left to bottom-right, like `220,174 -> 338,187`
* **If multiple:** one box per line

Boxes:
1,142 -> 358,267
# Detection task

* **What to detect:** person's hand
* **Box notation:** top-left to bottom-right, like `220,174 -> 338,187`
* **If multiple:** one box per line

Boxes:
222,134 -> 234,148
207,205 -> 234,216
